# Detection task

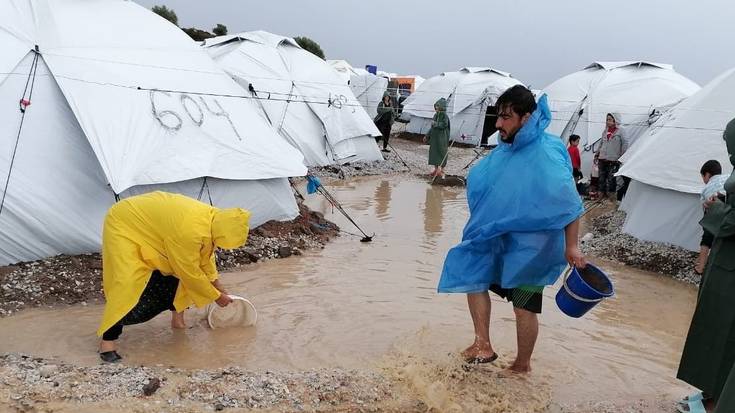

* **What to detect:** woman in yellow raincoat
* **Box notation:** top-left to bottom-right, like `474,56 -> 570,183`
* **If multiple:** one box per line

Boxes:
97,191 -> 250,362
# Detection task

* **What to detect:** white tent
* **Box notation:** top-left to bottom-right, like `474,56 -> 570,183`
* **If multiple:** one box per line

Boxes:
617,68 -> 734,251
0,0 -> 307,265
401,67 -> 522,146
327,59 -> 355,84
327,59 -> 389,119
544,61 -> 699,175
411,75 -> 425,91
204,32 -> 383,167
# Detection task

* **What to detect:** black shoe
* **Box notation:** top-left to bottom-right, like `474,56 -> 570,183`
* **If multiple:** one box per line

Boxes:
381,148 -> 391,153
100,351 -> 123,363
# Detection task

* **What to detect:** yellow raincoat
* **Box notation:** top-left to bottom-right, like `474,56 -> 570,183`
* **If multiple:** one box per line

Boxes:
97,191 -> 250,336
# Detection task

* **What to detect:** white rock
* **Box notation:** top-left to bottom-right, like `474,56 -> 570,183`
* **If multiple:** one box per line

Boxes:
39,364 -> 58,378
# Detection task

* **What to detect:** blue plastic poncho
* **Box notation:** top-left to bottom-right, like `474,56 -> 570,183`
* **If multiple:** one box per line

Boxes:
437,95 -> 583,293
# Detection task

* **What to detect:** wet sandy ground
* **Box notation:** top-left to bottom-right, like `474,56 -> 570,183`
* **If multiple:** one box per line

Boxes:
0,175 -> 699,412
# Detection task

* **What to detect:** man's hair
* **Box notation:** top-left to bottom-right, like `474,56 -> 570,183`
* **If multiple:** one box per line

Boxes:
569,134 -> 581,143
496,85 -> 537,116
700,159 -> 722,176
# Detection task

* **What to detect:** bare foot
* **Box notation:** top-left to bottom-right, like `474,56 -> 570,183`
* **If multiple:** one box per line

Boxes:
460,341 -> 495,361
694,262 -> 705,275
171,311 -> 186,329
461,343 -> 476,359
99,340 -> 116,353
504,362 -> 532,374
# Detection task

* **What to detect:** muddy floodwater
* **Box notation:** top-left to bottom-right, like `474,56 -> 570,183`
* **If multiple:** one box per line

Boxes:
0,176 -> 698,409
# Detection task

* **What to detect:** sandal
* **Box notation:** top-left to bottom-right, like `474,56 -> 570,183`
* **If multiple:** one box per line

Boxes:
678,392 -> 704,405
99,350 -> 123,363
464,352 -> 499,364
676,399 -> 707,413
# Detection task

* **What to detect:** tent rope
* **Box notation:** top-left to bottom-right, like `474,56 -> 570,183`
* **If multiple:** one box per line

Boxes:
197,177 -> 214,206
0,47 -> 40,217
289,178 -> 305,201
277,82 -> 296,132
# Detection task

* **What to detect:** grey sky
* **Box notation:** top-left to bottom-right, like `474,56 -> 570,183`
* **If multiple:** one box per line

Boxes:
134,0 -> 735,88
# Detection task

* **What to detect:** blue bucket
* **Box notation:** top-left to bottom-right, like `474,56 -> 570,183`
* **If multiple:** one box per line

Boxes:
556,264 -> 614,318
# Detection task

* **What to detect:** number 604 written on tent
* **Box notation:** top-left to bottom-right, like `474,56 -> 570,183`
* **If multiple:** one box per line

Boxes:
149,90 -> 242,141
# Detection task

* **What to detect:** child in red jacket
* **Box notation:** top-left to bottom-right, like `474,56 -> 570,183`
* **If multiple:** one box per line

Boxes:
568,134 -> 582,182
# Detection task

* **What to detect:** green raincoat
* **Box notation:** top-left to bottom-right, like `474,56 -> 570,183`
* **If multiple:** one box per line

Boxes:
677,118 -> 735,402
427,98 -> 450,167
715,364 -> 735,413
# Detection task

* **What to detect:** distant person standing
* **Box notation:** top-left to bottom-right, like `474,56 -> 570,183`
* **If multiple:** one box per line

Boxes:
694,160 -> 728,275
568,134 -> 583,182
424,98 -> 451,178
595,113 -> 627,201
589,155 -> 600,199
374,91 -> 395,153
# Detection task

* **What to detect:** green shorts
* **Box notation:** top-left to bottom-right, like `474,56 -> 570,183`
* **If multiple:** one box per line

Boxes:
489,284 -> 544,314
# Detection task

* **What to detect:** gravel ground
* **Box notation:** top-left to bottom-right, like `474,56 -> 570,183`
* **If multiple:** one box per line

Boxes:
552,399 -> 679,413
0,353 -> 407,413
581,208 -> 700,284
0,352 -> 680,413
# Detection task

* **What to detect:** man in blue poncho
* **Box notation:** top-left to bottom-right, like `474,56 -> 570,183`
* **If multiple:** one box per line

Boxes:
438,85 -> 586,373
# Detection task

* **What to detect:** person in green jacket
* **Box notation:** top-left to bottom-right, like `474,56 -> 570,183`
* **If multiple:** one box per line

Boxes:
714,365 -> 735,413
676,118 -> 735,413
423,98 -> 450,177
374,91 -> 395,153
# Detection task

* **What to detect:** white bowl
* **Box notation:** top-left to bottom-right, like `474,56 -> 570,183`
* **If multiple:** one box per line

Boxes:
206,294 -> 257,329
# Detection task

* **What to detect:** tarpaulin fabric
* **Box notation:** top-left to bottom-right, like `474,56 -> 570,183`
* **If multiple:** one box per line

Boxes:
402,67 -> 522,145
544,61 -> 699,176
204,31 -> 383,166
0,0 -> 304,265
617,67 -> 733,251
306,175 -> 322,195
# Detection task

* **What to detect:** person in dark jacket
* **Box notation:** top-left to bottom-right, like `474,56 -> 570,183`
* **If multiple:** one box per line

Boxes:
374,92 -> 395,153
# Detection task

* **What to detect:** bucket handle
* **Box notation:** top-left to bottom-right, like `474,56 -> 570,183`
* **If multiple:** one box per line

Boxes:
562,265 -> 604,304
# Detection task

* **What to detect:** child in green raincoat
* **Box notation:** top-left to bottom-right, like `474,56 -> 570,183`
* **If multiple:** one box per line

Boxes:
424,98 -> 450,177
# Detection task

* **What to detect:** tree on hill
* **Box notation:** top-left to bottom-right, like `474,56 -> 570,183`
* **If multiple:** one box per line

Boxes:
151,5 -> 178,26
213,24 -> 228,36
182,27 -> 214,42
294,36 -> 325,60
